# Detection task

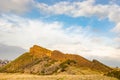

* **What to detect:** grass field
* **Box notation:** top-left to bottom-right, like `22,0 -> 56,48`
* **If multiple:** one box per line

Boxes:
0,73 -> 118,80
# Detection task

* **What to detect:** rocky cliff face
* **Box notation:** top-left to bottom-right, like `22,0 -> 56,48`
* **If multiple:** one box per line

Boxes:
30,45 -> 52,57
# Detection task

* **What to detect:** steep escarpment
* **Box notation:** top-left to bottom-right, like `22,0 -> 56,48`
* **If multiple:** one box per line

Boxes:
0,45 -> 112,74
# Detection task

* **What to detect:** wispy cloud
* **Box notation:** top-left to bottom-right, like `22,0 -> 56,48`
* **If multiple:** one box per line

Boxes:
36,0 -> 120,50
0,0 -> 120,34
0,14 -> 120,66
36,0 -> 120,30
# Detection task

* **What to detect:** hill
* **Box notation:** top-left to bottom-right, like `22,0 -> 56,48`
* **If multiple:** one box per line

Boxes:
0,45 -> 112,75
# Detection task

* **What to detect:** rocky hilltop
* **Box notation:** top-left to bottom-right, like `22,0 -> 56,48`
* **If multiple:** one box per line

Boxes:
30,45 -> 52,57
0,45 -> 112,75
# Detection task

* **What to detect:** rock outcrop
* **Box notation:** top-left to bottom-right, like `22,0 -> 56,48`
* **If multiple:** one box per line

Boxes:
30,45 -> 52,57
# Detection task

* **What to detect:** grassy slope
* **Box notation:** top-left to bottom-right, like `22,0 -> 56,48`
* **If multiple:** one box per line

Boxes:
0,52 -> 38,72
51,50 -> 112,73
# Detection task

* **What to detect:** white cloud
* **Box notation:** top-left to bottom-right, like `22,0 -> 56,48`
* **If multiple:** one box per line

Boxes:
0,14 -> 120,67
36,0 -> 96,17
0,0 -> 34,14
112,22 -> 120,33
36,0 -> 120,31
36,0 -> 120,49
114,37 -> 120,42
1,0 -> 120,34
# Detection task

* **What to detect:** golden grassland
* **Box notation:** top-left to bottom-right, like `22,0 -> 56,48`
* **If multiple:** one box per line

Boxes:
0,73 -> 118,80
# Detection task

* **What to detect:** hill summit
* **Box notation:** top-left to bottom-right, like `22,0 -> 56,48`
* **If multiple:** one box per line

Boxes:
30,45 -> 52,57
0,45 -> 112,75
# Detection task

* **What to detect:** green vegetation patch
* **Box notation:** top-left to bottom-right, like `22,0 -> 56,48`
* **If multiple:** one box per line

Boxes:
105,70 -> 120,79
59,59 -> 76,72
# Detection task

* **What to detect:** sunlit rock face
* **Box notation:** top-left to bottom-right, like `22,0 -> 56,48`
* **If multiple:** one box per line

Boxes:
30,45 -> 52,57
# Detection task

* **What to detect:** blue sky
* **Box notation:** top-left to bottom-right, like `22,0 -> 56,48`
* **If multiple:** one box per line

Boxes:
0,0 -> 120,67
24,0 -> 116,37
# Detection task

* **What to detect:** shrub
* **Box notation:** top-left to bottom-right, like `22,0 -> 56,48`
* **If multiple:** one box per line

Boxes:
105,70 -> 120,79
59,59 -> 76,72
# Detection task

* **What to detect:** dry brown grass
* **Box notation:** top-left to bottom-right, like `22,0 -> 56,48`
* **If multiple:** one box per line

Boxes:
0,73 -> 118,80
